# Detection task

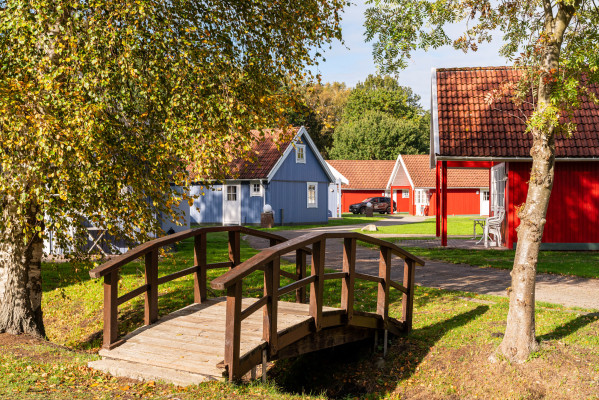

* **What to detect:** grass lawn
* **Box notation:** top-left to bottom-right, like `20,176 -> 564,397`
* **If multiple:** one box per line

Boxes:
357,216 -> 482,236
1,233 -> 598,399
399,246 -> 599,280
256,212 -> 387,231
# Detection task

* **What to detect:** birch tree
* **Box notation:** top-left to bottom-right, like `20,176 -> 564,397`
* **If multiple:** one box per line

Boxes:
365,0 -> 598,362
0,0 -> 343,338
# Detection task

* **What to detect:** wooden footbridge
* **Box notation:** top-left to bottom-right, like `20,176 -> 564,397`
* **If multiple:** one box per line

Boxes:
88,226 -> 424,384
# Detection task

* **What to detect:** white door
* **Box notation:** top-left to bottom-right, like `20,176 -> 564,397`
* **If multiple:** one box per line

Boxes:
490,163 -> 506,214
414,189 -> 429,216
480,190 -> 490,215
223,184 -> 241,225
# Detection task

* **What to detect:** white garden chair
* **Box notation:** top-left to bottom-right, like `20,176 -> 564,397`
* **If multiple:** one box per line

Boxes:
482,208 -> 505,247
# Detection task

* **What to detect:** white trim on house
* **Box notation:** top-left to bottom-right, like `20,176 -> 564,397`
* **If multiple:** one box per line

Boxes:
325,162 -> 349,185
295,144 -> 306,164
306,181 -> 318,208
386,154 -> 415,190
430,68 -> 440,169
250,180 -> 263,197
267,126 -> 336,183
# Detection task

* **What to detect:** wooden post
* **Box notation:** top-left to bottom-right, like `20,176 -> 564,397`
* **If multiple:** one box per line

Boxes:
144,249 -> 159,325
341,238 -> 356,322
224,282 -> 242,381
441,160 -> 448,247
310,239 -> 325,331
193,233 -> 207,303
263,259 -> 279,354
103,270 -> 119,348
402,259 -> 416,332
228,230 -> 240,269
436,161 -> 441,237
377,247 -> 392,322
295,249 -> 307,303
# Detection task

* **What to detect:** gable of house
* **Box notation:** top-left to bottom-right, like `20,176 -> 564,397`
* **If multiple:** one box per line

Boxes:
431,66 -> 599,162
391,154 -> 488,189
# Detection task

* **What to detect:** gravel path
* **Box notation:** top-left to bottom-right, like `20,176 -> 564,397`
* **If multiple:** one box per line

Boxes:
246,218 -> 599,310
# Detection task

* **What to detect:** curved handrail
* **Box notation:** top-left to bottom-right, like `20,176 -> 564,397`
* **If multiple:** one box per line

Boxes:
89,226 -> 294,278
211,231 -> 425,290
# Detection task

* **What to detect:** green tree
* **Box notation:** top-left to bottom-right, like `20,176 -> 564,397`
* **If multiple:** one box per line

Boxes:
288,82 -> 350,157
0,0 -> 343,337
329,110 -> 426,159
342,74 -> 423,121
365,0 -> 598,362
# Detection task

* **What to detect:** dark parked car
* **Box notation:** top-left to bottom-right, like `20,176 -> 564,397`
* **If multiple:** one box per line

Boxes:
349,197 -> 396,214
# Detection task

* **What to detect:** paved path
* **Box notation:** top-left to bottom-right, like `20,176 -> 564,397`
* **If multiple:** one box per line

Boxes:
246,217 -> 599,310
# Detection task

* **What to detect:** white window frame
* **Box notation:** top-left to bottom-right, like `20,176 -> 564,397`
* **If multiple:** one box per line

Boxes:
226,185 -> 238,201
306,182 -> 318,208
402,190 -> 409,198
295,144 -> 306,164
250,181 -> 263,197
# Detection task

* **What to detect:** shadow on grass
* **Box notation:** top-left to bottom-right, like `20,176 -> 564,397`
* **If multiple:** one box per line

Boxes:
537,312 -> 599,342
268,305 -> 489,399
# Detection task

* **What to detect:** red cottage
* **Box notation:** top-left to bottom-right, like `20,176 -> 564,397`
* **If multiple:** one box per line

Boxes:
387,154 -> 489,216
431,66 -> 599,249
325,160 -> 395,213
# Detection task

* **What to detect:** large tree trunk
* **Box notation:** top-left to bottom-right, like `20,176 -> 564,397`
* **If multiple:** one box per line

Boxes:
0,201 -> 45,337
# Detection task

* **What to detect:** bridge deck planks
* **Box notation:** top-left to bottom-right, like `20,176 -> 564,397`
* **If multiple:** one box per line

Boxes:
98,297 -> 338,381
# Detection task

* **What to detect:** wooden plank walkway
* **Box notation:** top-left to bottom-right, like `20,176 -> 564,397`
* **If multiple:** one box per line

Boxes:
90,297 -> 338,384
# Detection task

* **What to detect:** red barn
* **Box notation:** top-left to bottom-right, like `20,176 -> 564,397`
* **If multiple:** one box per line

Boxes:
387,154 -> 489,216
431,66 -> 599,249
326,160 -> 395,213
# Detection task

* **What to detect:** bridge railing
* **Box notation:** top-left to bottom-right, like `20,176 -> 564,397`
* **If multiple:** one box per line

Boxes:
210,232 -> 425,381
88,226 -> 304,349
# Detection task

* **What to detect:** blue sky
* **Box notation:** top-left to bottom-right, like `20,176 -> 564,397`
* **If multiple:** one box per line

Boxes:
314,0 -> 510,109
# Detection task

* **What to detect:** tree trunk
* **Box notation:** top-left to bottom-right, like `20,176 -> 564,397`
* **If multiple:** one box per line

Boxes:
0,201 -> 45,338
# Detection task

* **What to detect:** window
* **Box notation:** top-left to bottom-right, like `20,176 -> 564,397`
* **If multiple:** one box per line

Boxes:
295,144 -> 306,163
415,189 -> 429,205
483,190 -> 489,201
306,182 -> 317,208
226,186 -> 237,201
402,190 -> 409,198
250,182 -> 262,197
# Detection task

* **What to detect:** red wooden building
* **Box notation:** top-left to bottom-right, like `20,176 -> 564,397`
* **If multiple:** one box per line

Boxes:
387,154 -> 489,216
431,66 -> 599,249
325,160 -> 395,213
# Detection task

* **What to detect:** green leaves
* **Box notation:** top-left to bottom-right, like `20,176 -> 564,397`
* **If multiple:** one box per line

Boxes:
0,0 -> 344,255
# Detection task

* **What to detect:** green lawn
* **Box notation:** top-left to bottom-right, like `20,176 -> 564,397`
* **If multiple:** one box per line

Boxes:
357,216 -> 482,236
2,232 -> 596,399
256,212 -> 387,231
403,246 -> 599,279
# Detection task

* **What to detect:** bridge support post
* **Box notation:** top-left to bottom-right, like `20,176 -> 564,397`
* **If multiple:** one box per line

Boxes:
402,259 -> 416,332
310,239 -> 325,331
262,349 -> 267,383
193,234 -> 207,303
103,271 -> 119,348
341,238 -> 356,322
377,247 -> 392,321
228,230 -> 241,268
144,249 -> 159,325
225,282 -> 242,381
295,249 -> 307,303
263,259 -> 279,355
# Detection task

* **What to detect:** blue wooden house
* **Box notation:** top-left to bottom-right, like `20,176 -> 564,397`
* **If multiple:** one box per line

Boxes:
190,126 -> 335,225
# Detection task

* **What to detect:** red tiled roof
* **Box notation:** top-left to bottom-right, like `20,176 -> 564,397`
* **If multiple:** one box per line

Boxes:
228,128 -> 298,179
326,160 -> 395,189
401,155 -> 488,188
435,67 -> 599,158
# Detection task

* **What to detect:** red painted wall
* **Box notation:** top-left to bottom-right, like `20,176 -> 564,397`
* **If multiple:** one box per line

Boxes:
390,186 -> 411,213
507,162 -> 599,247
341,190 -> 386,213
429,189 -> 483,216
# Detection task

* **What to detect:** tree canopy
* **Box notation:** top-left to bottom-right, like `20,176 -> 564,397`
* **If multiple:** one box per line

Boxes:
365,0 -> 599,362
0,0 -> 344,337
329,74 -> 429,159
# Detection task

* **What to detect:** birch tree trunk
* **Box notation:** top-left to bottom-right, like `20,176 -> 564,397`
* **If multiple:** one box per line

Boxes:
495,3 -> 576,362
0,199 -> 45,337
